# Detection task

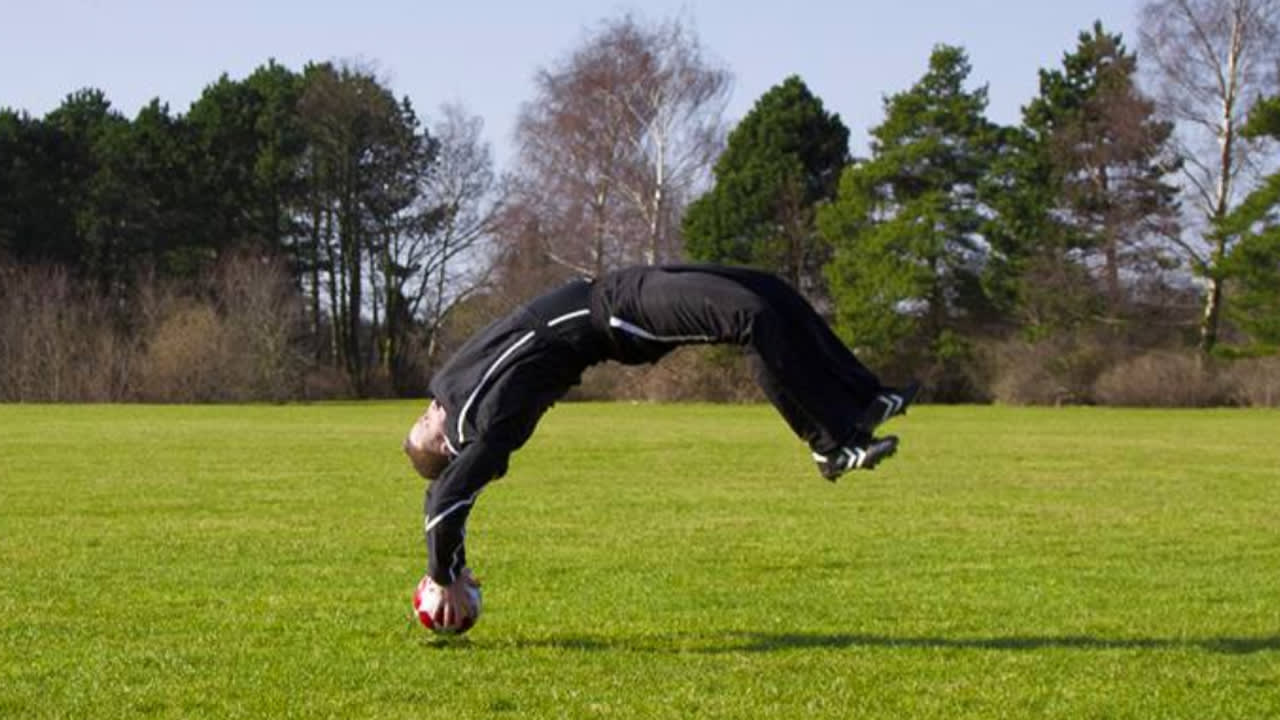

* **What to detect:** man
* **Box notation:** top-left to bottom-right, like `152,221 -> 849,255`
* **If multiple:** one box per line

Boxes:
404,264 -> 918,630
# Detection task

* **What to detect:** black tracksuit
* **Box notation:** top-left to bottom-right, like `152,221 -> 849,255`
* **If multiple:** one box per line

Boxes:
423,264 -> 886,585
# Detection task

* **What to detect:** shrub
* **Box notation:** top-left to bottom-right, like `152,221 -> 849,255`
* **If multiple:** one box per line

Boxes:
575,346 -> 763,403
131,252 -> 311,403
985,333 -> 1120,406
0,263 -> 137,402
1221,355 -> 1280,407
1092,351 -> 1232,407
213,253 -> 308,402
137,302 -> 240,402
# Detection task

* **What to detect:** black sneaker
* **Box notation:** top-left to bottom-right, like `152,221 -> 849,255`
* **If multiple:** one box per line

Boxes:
813,435 -> 899,481
860,381 -> 921,433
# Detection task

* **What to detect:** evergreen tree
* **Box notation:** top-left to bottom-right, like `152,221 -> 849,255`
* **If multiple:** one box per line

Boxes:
125,99 -> 203,278
186,63 -> 307,262
42,89 -> 136,293
1219,95 -> 1280,349
243,61 -> 308,256
683,75 -> 848,297
0,109 -> 82,267
988,23 -> 1180,336
819,45 -> 999,385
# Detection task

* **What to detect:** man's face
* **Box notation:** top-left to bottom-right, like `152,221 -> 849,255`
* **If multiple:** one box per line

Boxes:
404,401 -> 451,479
408,401 -> 448,454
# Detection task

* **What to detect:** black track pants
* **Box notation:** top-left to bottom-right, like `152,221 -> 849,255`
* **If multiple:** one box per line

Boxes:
596,265 -> 884,454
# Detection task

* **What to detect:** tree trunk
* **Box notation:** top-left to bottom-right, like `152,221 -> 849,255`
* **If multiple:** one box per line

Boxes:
426,232 -> 452,371
1198,272 -> 1222,353
646,183 -> 662,265
308,201 -> 323,360
1197,8 -> 1243,355
323,204 -> 342,369
341,181 -> 364,394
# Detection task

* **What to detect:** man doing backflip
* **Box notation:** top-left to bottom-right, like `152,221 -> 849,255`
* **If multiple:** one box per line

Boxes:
403,264 -> 918,630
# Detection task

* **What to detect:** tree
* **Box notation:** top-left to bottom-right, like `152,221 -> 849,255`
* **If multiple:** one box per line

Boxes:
243,62 -> 308,256
363,95 -> 439,393
0,109 -> 83,268
124,100 -> 198,277
186,62 -> 307,264
684,76 -> 849,299
509,12 -> 728,276
1,62 -> 507,399
602,15 -> 730,265
416,104 -> 504,370
1139,0 -> 1280,352
298,62 -> 435,394
42,89 -> 139,296
819,45 -> 1000,383
980,118 -> 1082,334
989,23 -> 1181,334
1219,95 -> 1280,347
186,74 -> 269,257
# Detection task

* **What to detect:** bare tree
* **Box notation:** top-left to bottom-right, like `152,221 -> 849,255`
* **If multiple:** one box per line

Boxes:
509,12 -> 729,276
415,104 -> 505,370
1139,0 -> 1280,351
597,15 -> 731,264
0,262 -> 135,402
513,34 -> 639,276
215,252 -> 309,402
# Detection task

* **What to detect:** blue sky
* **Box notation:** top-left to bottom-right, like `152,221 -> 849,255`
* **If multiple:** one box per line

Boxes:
1,0 -> 1140,169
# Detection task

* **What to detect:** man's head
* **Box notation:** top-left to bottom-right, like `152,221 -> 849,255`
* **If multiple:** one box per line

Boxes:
404,400 -> 453,479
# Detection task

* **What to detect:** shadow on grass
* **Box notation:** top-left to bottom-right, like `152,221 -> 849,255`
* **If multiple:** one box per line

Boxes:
720,632 -> 1280,655
510,632 -> 1280,655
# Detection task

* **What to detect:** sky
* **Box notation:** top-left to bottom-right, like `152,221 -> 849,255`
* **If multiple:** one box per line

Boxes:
0,0 -> 1142,170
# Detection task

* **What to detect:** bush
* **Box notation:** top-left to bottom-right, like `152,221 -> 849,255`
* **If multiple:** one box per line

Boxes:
135,253 -> 310,403
0,263 -> 137,402
302,364 -> 354,401
985,333 -> 1120,406
213,253 -> 308,402
137,302 -> 240,402
1,254 -> 313,403
1092,351 -> 1232,407
575,346 -> 764,403
1221,355 -> 1280,407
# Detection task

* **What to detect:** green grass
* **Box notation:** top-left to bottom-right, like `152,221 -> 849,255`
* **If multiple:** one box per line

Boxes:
1,402 -> 1278,719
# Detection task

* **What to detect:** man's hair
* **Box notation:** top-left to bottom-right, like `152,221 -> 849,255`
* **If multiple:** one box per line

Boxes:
403,436 -> 451,480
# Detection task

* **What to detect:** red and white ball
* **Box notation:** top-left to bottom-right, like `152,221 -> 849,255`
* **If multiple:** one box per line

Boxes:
413,575 -> 482,634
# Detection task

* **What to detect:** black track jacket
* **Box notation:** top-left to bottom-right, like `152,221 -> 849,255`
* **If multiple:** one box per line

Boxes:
421,266 -> 742,584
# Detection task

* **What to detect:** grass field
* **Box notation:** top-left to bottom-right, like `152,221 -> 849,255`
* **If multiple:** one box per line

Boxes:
1,402 -> 1278,719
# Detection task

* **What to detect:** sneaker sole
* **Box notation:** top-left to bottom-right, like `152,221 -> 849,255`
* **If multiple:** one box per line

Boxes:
813,435 -> 899,480
855,435 -> 899,469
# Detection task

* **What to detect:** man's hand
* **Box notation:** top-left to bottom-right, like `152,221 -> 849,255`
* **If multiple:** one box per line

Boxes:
430,568 -> 480,631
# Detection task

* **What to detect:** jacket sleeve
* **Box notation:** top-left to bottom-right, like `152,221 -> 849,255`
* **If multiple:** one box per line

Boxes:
423,438 -> 511,585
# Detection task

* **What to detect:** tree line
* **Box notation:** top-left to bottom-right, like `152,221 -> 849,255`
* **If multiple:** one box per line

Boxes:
1,60 -> 499,399
2,3 -> 1279,405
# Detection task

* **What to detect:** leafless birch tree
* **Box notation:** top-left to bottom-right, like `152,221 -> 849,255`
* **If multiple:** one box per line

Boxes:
509,12 -> 729,276
1139,0 -> 1280,351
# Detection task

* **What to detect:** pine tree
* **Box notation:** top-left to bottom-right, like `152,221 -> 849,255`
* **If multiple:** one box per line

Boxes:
683,75 -> 848,298
819,45 -> 999,380
1219,95 -> 1280,349
988,23 -> 1181,335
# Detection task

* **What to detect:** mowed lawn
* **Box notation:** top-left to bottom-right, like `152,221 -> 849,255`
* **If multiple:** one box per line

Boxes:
1,402 -> 1277,719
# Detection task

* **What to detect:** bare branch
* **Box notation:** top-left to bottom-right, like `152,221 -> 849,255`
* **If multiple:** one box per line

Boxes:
505,12 -> 730,272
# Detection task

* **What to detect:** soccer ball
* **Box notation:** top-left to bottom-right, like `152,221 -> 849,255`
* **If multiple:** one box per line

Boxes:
412,575 -> 482,634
